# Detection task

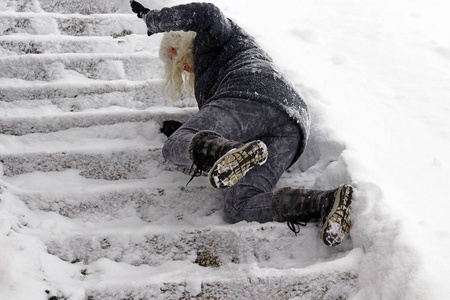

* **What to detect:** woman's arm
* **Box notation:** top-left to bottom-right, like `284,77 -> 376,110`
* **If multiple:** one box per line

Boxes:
131,1 -> 233,50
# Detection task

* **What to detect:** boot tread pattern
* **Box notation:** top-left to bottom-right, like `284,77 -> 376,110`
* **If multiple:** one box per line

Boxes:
321,185 -> 353,247
208,140 -> 268,189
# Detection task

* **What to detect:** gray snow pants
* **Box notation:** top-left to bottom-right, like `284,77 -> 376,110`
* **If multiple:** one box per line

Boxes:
162,98 -> 302,223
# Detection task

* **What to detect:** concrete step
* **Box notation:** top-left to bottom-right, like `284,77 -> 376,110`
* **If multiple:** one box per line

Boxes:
0,106 -> 197,135
0,34 -> 157,56
0,146 -> 163,179
82,263 -> 358,300
8,170 -> 210,222
0,78 -> 163,102
38,0 -> 134,15
0,12 -> 146,36
44,222 -> 347,269
0,119 -> 172,178
2,0 -> 153,15
2,149 -> 358,299
0,52 -> 163,81
0,0 -> 41,13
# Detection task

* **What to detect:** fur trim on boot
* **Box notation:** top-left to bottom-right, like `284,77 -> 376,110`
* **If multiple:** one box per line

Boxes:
272,185 -> 353,246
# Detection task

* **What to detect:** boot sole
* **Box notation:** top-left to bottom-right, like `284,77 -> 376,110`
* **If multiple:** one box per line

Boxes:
208,140 -> 268,189
320,184 -> 353,246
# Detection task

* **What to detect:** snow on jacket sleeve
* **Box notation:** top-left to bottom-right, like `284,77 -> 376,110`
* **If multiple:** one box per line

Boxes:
143,2 -> 232,51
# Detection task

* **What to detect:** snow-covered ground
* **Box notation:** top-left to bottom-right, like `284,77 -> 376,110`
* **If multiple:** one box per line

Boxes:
1,0 -> 450,299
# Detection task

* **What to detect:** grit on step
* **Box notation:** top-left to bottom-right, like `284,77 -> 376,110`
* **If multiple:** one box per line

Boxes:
0,147 -> 164,179
44,222 -> 351,269
0,52 -> 163,81
0,12 -> 146,36
0,106 -> 197,135
83,267 -> 358,300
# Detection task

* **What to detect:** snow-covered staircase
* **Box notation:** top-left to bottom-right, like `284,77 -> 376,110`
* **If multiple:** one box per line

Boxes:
0,1 -> 358,299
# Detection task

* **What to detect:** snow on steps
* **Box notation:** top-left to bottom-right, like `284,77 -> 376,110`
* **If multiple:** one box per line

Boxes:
0,34 -> 156,56
39,0 -> 134,15
0,1 -> 359,299
0,119 -> 178,178
0,79 -> 167,102
45,223 -> 352,270
0,105 -> 197,135
0,12 -> 145,36
0,147 -> 162,179
85,269 -> 357,300
48,223 -> 358,299
10,171 -> 220,221
4,0 -> 137,14
0,52 -> 163,81
4,169 -> 358,299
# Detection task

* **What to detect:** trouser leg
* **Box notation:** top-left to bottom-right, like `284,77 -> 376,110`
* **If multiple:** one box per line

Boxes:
223,119 -> 301,223
162,99 -> 291,165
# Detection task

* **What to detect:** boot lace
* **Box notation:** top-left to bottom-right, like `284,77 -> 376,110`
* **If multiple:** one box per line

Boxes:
186,155 -> 215,186
186,162 -> 204,186
285,205 -> 328,236
287,219 -> 307,236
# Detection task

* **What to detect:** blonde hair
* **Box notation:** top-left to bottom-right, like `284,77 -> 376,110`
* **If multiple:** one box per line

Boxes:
159,31 -> 196,100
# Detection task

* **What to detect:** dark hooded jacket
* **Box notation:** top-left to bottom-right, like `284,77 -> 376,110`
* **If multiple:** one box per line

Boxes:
142,2 -> 310,163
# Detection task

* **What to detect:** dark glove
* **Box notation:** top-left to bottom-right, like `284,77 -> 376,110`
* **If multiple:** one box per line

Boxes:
160,120 -> 184,138
130,0 -> 150,18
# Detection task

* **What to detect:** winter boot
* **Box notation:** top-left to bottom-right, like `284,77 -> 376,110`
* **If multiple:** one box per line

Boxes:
272,184 -> 353,246
188,131 -> 268,189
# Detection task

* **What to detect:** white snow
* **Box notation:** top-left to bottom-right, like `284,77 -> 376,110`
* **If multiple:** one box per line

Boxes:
1,0 -> 450,299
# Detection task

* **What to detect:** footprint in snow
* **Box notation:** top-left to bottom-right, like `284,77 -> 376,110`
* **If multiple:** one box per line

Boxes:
290,28 -> 319,43
435,47 -> 450,61
331,54 -> 349,66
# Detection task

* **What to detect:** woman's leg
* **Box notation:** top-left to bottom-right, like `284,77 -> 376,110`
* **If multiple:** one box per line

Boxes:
161,99 -> 302,223
223,119 -> 301,223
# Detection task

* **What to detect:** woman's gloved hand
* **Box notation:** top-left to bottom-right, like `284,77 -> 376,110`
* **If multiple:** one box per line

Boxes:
130,0 -> 150,18
160,120 -> 184,138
